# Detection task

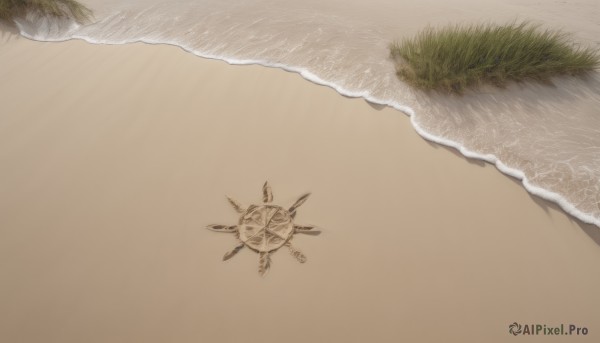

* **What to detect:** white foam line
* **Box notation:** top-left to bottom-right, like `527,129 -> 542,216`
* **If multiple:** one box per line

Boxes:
18,32 -> 600,228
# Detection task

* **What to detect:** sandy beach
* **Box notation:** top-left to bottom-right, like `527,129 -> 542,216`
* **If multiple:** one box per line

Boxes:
1,25 -> 600,343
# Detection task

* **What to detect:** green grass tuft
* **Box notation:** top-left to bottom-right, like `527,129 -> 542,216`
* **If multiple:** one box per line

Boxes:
0,0 -> 92,24
390,22 -> 600,93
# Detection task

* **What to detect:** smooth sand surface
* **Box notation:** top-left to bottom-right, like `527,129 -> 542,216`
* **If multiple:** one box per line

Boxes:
1,31 -> 600,342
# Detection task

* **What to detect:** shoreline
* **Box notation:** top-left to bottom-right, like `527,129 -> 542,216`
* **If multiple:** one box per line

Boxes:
1,33 -> 600,343
18,29 -> 600,228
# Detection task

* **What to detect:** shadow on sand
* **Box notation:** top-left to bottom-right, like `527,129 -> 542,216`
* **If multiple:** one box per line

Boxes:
509,177 -> 600,247
428,140 -> 600,247
365,99 -> 387,111
405,68 -> 600,247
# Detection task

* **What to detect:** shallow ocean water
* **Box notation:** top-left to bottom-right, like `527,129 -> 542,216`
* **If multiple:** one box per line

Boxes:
14,0 -> 600,227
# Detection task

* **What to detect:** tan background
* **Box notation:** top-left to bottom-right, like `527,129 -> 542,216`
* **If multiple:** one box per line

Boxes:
1,30 -> 599,342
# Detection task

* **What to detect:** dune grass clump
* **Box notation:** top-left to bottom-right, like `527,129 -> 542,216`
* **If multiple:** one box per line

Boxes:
390,22 -> 599,93
0,0 -> 92,24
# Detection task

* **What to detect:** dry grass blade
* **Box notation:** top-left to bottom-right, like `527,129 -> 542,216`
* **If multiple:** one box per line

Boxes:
262,181 -> 273,203
0,0 -> 93,24
286,242 -> 307,263
294,225 -> 321,235
206,224 -> 237,232
226,196 -> 245,213
258,252 -> 271,277
223,243 -> 244,261
289,193 -> 310,215
294,225 -> 316,231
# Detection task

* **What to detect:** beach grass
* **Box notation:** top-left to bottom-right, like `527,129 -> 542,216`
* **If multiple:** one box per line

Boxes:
0,0 -> 92,23
390,22 -> 600,93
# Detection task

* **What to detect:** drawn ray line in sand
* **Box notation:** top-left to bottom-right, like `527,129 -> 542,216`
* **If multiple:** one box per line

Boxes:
207,181 -> 321,277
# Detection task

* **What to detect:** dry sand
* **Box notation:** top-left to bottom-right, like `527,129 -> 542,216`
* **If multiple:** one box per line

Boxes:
1,29 -> 600,342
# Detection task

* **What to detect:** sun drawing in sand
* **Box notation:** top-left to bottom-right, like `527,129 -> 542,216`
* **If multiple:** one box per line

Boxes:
207,182 -> 320,276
